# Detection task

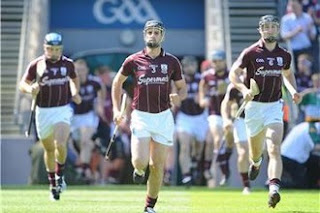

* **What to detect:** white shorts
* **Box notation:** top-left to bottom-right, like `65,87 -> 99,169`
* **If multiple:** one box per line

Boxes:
130,109 -> 174,146
245,100 -> 283,137
176,111 -> 208,142
35,104 -> 73,140
71,110 -> 99,132
233,117 -> 247,143
208,114 -> 223,128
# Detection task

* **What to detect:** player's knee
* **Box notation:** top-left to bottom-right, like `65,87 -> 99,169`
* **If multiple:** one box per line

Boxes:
149,162 -> 164,174
238,154 -> 245,162
44,147 -> 55,155
41,141 -> 55,153
238,147 -> 247,156
268,143 -> 281,156
132,158 -> 148,170
55,141 -> 67,150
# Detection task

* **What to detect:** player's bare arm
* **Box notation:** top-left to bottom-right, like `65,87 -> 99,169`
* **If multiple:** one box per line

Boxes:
19,73 -> 40,96
198,79 -> 209,108
112,70 -> 128,125
282,68 -> 301,104
221,92 -> 233,128
170,79 -> 187,107
96,85 -> 107,122
169,81 -> 180,108
70,77 -> 82,104
229,67 -> 253,102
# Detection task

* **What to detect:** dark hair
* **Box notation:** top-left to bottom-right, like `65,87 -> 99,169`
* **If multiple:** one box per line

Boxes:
259,15 -> 279,28
143,20 -> 165,32
181,56 -> 197,66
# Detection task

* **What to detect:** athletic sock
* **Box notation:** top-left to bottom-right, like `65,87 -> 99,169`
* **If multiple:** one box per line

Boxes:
240,172 -> 250,188
225,147 -> 233,161
48,172 -> 56,187
145,195 -> 158,209
269,178 -> 281,193
219,161 -> 230,177
134,169 -> 145,176
182,172 -> 192,178
56,162 -> 65,177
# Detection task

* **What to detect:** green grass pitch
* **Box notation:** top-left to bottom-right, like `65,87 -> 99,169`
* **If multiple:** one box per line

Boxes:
1,185 -> 319,213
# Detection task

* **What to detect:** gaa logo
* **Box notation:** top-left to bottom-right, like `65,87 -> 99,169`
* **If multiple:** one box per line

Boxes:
93,0 -> 160,24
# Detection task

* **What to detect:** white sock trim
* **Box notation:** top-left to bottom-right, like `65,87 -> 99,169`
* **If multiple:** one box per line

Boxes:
269,184 -> 280,193
135,169 -> 145,176
251,157 -> 262,167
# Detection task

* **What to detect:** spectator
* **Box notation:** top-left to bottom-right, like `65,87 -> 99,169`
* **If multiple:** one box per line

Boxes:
299,73 -> 320,122
296,53 -> 313,92
302,0 -> 320,72
281,121 -> 320,188
281,0 -> 317,72
295,53 -> 313,123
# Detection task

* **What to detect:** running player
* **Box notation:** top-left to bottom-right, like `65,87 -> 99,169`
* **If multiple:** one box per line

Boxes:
111,20 -> 187,213
229,15 -> 301,208
19,32 -> 81,201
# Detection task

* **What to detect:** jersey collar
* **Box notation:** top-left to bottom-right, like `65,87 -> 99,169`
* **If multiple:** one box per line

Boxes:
142,48 -> 166,58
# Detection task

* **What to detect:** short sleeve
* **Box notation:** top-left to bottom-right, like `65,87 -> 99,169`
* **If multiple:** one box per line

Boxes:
25,61 -> 37,82
234,48 -> 250,70
283,52 -> 292,70
120,56 -> 134,76
68,62 -> 77,79
280,16 -> 291,38
171,57 -> 183,81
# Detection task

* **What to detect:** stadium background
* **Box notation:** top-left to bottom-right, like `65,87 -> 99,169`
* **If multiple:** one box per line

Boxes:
1,0 -> 297,188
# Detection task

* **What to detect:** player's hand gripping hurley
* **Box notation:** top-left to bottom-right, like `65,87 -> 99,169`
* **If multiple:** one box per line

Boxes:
25,98 -> 37,137
235,79 -> 260,118
104,93 -> 127,161
25,60 -> 45,137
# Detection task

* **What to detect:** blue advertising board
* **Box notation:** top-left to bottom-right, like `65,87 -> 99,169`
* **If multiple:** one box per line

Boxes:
50,0 -> 204,29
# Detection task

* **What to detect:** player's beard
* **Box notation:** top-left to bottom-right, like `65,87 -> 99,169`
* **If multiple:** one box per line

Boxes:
146,40 -> 160,48
216,69 -> 225,75
47,55 -> 61,63
264,36 -> 277,43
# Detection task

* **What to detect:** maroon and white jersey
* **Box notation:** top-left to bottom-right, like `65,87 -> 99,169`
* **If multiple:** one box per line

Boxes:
25,55 -> 77,107
180,72 -> 204,115
202,68 -> 229,115
234,39 -> 292,102
121,49 -> 183,113
73,75 -> 102,114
